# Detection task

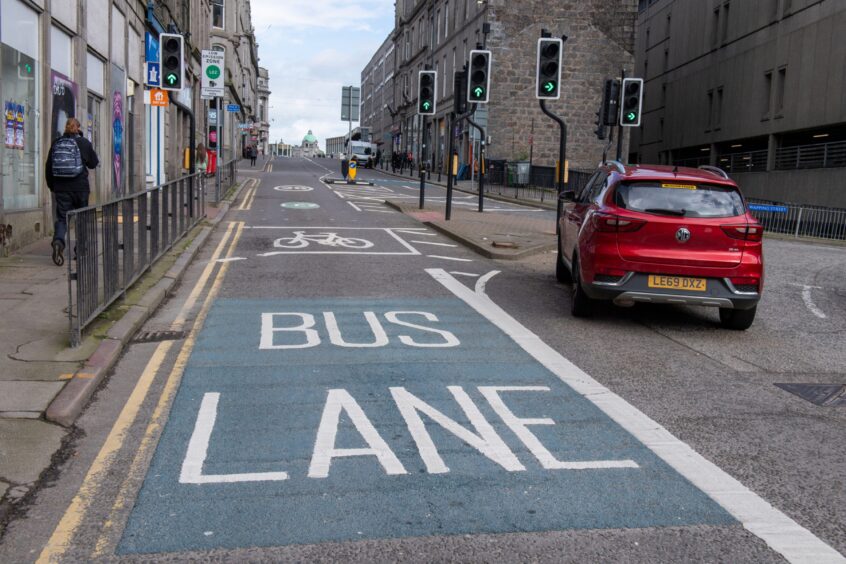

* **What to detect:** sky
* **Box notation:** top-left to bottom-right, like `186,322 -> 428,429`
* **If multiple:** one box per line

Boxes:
252,0 -> 395,151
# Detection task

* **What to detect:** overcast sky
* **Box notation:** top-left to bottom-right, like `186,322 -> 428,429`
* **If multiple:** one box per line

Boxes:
252,0 -> 395,151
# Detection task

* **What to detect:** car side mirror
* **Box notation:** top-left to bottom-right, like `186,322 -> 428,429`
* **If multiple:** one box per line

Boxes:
560,190 -> 576,201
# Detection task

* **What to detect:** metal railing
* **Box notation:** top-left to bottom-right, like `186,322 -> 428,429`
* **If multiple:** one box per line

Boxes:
747,198 -> 846,242
466,161 -> 593,204
775,140 -> 846,170
67,172 -> 207,346
717,149 -> 768,173
211,158 -> 238,201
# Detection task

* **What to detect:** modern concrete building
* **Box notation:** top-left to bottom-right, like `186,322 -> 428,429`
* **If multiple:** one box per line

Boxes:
0,0 -> 264,256
361,0 -> 637,176
326,135 -> 345,158
631,0 -> 846,207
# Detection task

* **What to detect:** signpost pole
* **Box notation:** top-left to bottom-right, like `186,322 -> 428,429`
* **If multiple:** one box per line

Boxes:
216,96 -> 221,200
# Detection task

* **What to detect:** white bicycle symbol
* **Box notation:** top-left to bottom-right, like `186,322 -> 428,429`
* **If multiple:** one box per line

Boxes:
272,231 -> 374,249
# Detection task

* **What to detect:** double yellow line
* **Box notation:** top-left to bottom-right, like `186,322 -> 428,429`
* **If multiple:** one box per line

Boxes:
237,179 -> 259,211
38,221 -> 245,563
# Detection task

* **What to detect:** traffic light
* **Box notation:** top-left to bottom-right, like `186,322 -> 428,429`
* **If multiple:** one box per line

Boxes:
453,68 -> 468,114
159,33 -> 184,91
620,78 -> 644,127
467,50 -> 491,104
602,79 -> 620,126
418,70 -> 436,115
594,110 -> 607,140
536,38 -> 563,100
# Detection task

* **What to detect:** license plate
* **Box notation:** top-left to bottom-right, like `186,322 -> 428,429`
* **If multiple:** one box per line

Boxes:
648,275 -> 707,292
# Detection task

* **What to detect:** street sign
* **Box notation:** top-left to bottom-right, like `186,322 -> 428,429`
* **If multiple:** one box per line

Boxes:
227,104 -> 241,112
145,62 -> 161,87
201,50 -> 225,98
149,88 -> 169,107
144,32 -> 159,64
341,86 -> 360,122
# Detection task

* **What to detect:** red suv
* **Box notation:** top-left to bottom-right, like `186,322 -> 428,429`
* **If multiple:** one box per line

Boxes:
557,162 -> 763,330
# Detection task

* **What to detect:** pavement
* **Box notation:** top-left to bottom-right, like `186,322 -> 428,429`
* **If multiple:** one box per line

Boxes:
0,165 -> 258,528
0,158 -> 561,534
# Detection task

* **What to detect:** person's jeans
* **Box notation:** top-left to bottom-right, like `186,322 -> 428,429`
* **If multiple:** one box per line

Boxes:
53,191 -> 90,244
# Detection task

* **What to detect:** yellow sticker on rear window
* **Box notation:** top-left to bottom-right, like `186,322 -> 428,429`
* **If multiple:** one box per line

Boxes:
661,183 -> 697,190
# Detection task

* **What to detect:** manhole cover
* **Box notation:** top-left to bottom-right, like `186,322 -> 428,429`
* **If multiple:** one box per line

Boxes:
132,330 -> 187,344
775,383 -> 846,406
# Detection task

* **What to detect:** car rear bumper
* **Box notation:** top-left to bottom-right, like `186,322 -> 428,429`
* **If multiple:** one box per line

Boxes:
584,272 -> 760,310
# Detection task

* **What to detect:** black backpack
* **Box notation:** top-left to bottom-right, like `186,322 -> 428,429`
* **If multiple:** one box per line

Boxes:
52,136 -> 84,178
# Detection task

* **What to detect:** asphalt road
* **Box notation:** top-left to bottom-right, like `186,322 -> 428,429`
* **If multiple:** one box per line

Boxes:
2,157 -> 844,563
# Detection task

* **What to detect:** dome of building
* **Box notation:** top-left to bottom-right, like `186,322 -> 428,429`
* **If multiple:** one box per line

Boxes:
303,130 -> 318,145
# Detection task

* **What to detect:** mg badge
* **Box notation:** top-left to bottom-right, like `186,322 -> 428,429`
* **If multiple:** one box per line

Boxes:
676,227 -> 692,243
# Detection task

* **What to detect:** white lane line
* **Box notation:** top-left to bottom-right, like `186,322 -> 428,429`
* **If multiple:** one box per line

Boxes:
427,267 -> 845,564
346,201 -> 363,211
410,240 -> 458,247
215,257 -> 246,263
801,285 -> 827,319
427,255 -> 473,262
450,271 -> 480,278
396,230 -> 437,236
475,270 -> 501,295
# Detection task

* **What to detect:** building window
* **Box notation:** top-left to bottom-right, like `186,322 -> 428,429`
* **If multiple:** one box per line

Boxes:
436,9 -> 441,44
783,0 -> 792,16
721,2 -> 730,44
712,8 -> 720,48
444,2 -> 449,39
775,67 -> 786,116
661,83 -> 667,106
443,55 -> 447,98
50,26 -> 73,79
762,70 -> 773,119
212,0 -> 224,29
715,87 -> 724,129
706,90 -> 714,130
665,12 -> 671,36
663,48 -> 669,73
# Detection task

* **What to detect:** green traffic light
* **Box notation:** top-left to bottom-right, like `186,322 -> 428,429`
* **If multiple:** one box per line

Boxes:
422,101 -> 431,111
543,81 -> 556,93
24,63 -> 32,74
473,86 -> 485,98
166,73 -> 178,85
626,112 -> 637,122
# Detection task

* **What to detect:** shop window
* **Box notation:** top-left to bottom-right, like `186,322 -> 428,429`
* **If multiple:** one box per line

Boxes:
50,26 -> 73,79
1,0 -> 41,210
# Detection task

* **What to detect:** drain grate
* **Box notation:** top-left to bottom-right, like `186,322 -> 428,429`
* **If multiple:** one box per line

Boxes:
775,383 -> 846,406
132,330 -> 187,344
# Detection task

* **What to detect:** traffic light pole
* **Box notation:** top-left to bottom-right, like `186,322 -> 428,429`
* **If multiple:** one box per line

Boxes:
419,114 -> 427,209
617,68 -> 625,162
465,107 -> 486,213
445,112 -> 455,221
215,96 -> 222,201
539,99 -> 567,225
169,95 -> 196,217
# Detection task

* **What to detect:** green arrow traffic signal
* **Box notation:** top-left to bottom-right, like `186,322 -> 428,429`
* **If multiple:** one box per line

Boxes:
473,86 -> 484,98
422,101 -> 431,111
626,112 -> 637,122
544,81 -> 556,93
166,73 -> 178,85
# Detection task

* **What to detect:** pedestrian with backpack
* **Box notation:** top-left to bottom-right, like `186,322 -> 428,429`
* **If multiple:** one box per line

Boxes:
46,118 -> 99,266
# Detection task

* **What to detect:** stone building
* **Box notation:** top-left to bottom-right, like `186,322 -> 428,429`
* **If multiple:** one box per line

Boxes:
360,35 -> 396,156
257,66 -> 271,155
0,0 -> 263,256
362,0 -> 637,175
301,130 -> 319,158
631,0 -> 846,208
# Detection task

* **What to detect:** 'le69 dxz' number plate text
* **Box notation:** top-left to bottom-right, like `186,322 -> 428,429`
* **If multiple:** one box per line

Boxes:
647,275 -> 707,292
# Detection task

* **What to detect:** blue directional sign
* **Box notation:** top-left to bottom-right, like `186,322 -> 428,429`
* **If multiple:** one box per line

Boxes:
144,32 -> 160,64
118,296 -> 734,554
226,104 -> 241,112
145,62 -> 161,87
748,203 -> 788,214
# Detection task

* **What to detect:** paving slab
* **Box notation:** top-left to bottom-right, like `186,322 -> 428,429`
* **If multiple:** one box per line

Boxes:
0,420 -> 66,484
0,382 -> 65,413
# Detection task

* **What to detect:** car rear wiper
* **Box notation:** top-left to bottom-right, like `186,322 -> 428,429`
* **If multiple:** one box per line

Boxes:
645,208 -> 687,216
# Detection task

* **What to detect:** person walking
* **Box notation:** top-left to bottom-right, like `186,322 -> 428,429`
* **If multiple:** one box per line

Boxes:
196,143 -> 208,175
46,117 -> 99,266
249,145 -> 258,167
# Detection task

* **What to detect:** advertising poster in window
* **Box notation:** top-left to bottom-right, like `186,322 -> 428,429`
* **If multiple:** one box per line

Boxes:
111,64 -> 125,196
50,70 -> 78,142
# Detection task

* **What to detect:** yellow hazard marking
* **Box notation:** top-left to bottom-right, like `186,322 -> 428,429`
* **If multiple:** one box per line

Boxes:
38,221 -> 242,564
661,183 -> 697,190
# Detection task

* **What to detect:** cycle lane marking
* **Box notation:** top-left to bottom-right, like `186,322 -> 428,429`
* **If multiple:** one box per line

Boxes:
428,268 -> 845,564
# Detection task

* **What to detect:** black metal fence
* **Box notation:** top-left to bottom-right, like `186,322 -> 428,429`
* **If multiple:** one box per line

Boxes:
211,159 -> 238,201
480,161 -> 593,204
67,172 -> 208,346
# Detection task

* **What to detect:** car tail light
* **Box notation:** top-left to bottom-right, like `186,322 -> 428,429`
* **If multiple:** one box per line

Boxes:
730,276 -> 760,293
592,213 -> 646,233
721,223 -> 763,242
